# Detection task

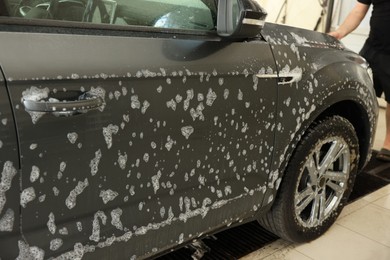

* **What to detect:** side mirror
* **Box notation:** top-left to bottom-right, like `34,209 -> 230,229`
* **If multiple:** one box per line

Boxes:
217,0 -> 267,39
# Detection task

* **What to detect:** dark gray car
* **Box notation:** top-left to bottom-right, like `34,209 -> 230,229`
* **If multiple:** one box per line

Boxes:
0,0 -> 378,259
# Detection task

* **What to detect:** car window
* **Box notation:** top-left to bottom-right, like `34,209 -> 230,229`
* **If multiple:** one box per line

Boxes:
4,0 -> 217,31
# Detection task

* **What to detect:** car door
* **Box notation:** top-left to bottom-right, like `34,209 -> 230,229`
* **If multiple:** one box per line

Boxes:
0,67 -> 21,259
0,0 -> 278,258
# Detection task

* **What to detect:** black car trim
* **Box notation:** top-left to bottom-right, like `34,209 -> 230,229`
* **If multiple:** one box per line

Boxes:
0,16 -> 223,40
0,65 -> 22,169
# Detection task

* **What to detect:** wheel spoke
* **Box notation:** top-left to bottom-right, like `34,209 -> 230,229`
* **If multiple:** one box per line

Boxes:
305,154 -> 318,184
308,191 -> 327,225
319,141 -> 345,175
309,193 -> 321,226
326,181 -> 345,197
318,191 -> 327,220
295,186 -> 316,215
323,170 -> 348,183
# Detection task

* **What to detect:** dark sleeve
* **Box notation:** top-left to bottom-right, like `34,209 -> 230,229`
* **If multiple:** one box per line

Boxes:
358,0 -> 371,5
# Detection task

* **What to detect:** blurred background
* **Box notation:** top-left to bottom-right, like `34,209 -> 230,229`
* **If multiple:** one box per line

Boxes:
256,0 -> 371,53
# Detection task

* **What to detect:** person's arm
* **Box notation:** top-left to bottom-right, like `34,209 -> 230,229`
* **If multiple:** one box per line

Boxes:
329,2 -> 370,40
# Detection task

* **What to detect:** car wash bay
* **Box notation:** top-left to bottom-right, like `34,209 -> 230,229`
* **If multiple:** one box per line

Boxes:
0,0 -> 387,259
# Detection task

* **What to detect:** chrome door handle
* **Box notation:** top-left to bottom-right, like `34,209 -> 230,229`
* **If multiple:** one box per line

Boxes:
277,76 -> 300,85
256,72 -> 302,85
23,93 -> 104,116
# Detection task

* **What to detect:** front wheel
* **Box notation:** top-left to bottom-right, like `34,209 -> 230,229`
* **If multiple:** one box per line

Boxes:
260,116 -> 359,242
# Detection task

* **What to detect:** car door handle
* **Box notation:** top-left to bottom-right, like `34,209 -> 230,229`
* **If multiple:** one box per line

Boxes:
277,76 -> 299,85
23,93 -> 104,116
256,72 -> 302,85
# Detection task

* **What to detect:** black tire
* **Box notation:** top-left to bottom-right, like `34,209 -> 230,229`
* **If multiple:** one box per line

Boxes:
259,116 -> 359,242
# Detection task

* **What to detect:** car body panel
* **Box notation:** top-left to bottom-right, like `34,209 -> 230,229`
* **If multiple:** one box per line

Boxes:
0,30 -> 279,258
0,66 -> 21,260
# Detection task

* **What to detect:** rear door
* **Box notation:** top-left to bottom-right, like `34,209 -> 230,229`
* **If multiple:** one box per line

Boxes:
0,0 -> 278,258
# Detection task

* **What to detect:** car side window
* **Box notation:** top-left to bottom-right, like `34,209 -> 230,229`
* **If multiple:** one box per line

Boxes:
4,0 -> 217,31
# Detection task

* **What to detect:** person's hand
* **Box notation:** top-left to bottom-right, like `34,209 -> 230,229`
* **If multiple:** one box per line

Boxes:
328,31 -> 343,40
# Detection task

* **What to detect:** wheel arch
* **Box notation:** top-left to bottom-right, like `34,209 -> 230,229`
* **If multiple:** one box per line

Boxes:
280,94 -> 376,185
278,59 -> 378,182
259,115 -> 361,242
257,97 -> 375,239
260,83 -> 377,215
315,99 -> 373,171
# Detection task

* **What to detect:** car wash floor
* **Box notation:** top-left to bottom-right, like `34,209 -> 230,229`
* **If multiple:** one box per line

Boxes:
159,102 -> 390,260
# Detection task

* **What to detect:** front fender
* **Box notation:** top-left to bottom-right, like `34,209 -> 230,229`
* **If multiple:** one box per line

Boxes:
258,27 -> 378,209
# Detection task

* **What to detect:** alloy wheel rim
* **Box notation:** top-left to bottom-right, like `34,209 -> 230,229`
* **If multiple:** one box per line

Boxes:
294,137 -> 350,228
